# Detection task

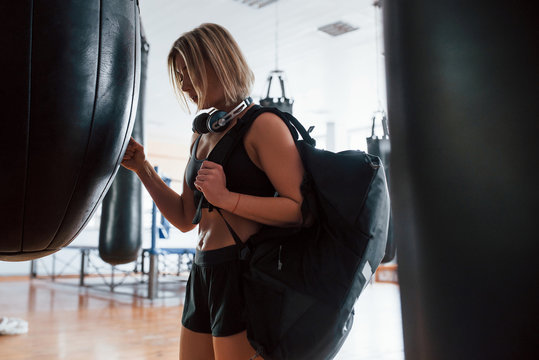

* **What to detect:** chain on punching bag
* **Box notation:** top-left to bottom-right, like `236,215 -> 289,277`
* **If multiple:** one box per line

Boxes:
366,111 -> 395,263
259,70 -> 294,113
0,0 -> 141,261
98,26 -> 149,265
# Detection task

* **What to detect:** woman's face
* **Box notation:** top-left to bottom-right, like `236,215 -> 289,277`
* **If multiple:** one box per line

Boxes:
174,55 -> 226,110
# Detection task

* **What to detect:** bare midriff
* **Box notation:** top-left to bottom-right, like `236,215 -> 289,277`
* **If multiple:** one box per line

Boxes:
196,208 -> 261,251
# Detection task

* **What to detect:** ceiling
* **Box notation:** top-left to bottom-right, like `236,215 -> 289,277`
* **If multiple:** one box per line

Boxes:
137,0 -> 386,151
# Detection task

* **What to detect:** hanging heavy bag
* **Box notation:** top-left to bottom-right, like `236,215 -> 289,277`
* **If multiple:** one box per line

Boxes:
0,0 -> 141,261
99,26 -> 149,265
366,111 -> 396,263
195,105 -> 390,360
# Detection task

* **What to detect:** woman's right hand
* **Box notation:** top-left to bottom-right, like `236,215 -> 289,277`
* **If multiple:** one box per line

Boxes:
121,137 -> 146,173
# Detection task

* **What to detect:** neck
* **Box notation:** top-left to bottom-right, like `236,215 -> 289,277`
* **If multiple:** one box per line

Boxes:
237,103 -> 255,119
221,97 -> 250,113
221,102 -> 255,133
222,97 -> 253,120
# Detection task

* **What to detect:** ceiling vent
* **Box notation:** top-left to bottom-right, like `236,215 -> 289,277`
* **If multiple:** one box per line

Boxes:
318,21 -> 359,36
234,0 -> 278,9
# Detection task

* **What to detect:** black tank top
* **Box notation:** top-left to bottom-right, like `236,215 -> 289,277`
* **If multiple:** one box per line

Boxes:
185,122 -> 276,208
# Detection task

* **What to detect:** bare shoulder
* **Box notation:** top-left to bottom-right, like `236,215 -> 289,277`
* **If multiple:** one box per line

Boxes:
251,111 -> 288,130
245,111 -> 293,145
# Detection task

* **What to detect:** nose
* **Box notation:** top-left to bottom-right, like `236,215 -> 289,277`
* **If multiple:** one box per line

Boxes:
181,76 -> 192,92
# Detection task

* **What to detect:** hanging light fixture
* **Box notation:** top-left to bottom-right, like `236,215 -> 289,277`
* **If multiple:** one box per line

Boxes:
233,0 -> 278,9
259,1 -> 294,113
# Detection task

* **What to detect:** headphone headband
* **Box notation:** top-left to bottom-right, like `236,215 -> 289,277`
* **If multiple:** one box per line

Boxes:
193,97 -> 253,134
208,97 -> 253,133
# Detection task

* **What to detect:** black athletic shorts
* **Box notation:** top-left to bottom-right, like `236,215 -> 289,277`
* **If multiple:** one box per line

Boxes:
181,244 -> 247,337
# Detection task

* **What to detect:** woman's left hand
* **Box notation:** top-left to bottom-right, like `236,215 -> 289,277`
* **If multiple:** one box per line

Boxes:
194,161 -> 230,207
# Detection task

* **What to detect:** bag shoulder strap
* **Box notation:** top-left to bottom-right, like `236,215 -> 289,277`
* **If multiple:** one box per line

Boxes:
206,104 -> 316,168
197,106 -> 314,255
243,106 -> 317,147
191,105 -> 262,225
207,105 -> 262,165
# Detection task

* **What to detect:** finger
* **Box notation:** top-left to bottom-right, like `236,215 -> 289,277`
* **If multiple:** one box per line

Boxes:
197,169 -> 212,176
201,160 -> 221,169
193,181 -> 203,191
128,137 -> 141,149
195,174 -> 208,182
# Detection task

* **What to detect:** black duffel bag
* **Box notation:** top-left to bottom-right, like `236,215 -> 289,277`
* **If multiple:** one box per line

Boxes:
204,106 -> 390,360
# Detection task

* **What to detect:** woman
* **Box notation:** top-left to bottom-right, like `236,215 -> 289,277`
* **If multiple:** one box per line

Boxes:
121,23 -> 304,360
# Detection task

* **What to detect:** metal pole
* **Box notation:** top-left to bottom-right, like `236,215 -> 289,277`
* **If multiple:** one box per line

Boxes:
148,253 -> 158,300
79,249 -> 87,287
30,260 -> 37,279
148,169 -> 159,299
52,254 -> 56,281
110,266 -> 114,292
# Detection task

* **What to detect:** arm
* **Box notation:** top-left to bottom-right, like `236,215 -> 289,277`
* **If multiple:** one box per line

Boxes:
195,113 -> 304,227
122,137 -> 197,232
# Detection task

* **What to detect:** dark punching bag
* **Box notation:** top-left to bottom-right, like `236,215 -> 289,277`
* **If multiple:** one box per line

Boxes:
366,111 -> 396,263
99,27 -> 149,265
384,1 -> 538,359
0,1 -> 141,261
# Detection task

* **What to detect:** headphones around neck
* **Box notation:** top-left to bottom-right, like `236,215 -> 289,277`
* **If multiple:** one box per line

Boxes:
192,97 -> 253,134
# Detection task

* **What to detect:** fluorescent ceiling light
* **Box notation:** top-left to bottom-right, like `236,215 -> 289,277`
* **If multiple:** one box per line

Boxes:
234,0 -> 278,9
318,21 -> 359,36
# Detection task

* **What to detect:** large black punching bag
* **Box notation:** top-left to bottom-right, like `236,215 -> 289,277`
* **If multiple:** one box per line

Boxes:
0,1 -> 141,261
98,27 -> 149,265
384,1 -> 538,359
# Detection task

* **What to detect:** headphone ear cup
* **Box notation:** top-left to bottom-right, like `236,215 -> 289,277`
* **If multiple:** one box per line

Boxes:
207,110 -> 229,133
192,113 -> 210,134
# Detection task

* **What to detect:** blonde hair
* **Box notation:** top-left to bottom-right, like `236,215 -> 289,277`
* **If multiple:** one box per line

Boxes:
167,23 -> 254,112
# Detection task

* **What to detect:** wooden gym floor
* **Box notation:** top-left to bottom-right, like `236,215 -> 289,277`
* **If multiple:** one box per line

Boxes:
0,277 -> 403,359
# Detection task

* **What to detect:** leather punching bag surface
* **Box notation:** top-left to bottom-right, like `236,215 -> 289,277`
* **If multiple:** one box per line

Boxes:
99,30 -> 149,265
0,1 -> 141,261
384,1 -> 538,359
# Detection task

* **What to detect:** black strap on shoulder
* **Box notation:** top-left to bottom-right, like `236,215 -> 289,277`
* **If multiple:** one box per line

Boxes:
245,106 -> 317,146
207,105 -> 262,166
